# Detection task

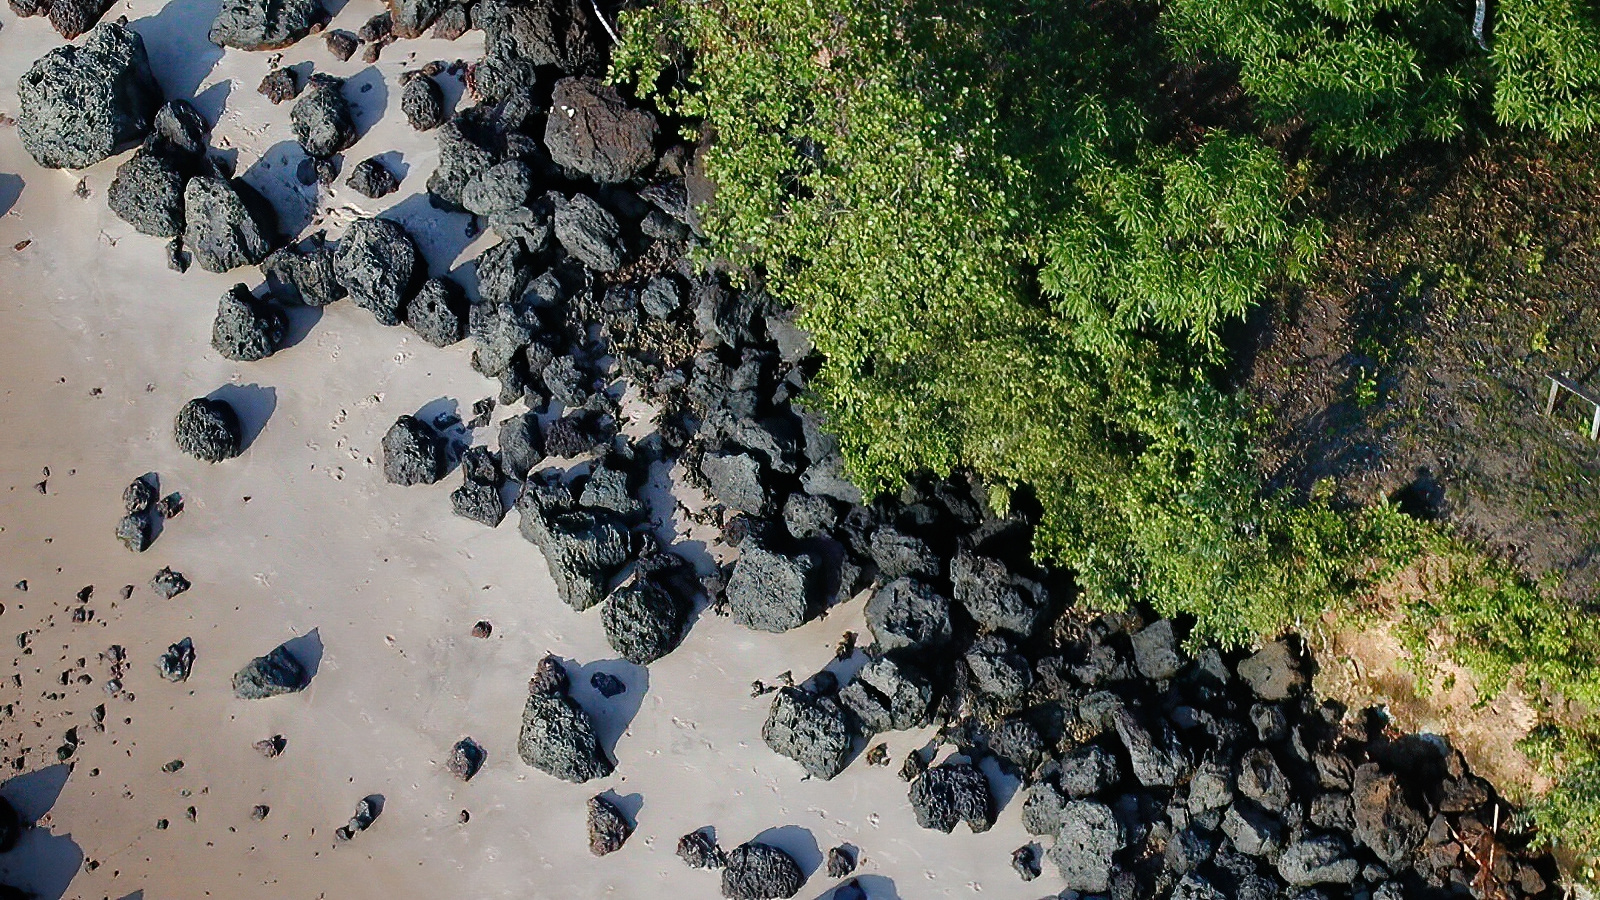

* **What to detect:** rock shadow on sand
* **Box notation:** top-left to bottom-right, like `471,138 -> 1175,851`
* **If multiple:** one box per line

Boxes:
281,628 -> 324,682
0,764 -> 83,900
0,173 -> 23,217
206,383 -> 276,452
752,824 -> 822,880
570,658 -> 648,760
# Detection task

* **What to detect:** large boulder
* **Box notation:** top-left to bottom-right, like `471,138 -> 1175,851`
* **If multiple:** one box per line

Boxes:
1277,834 -> 1360,886
700,451 -> 768,516
601,580 -> 685,665
544,77 -> 658,183
232,642 -> 309,698
949,552 -> 1046,638
211,284 -> 287,362
405,276 -> 467,347
173,397 -> 242,462
516,478 -> 632,611
183,176 -> 278,272
909,763 -> 994,833
108,149 -> 186,237
553,193 -> 624,271
726,543 -> 819,633
1047,800 -> 1122,893
864,578 -> 951,652
721,842 -> 804,900
837,655 -> 930,733
291,74 -> 357,158
335,217 -> 419,326
1236,639 -> 1306,701
761,687 -> 853,780
17,22 -> 162,170
462,159 -> 533,217
517,655 -> 614,782
210,0 -> 323,49
476,0 -> 603,75
1351,763 -> 1427,866
262,232 -> 344,307
381,415 -> 443,486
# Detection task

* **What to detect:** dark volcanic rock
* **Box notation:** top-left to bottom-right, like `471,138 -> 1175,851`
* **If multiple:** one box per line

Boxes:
150,566 -> 190,599
553,193 -> 624,272
150,99 -> 208,156
262,232 -> 344,307
210,0 -> 323,49
909,762 -> 994,833
497,413 -> 543,481
157,637 -> 195,682
117,513 -> 151,552
446,737 -> 485,780
837,655 -> 930,733
1112,706 -> 1185,787
426,117 -> 496,209
700,451 -> 767,516
257,67 -> 299,104
949,552 -> 1047,638
462,159 -> 533,216
401,74 -> 446,130
173,397 -> 242,462
678,829 -> 725,869
1221,801 -> 1283,856
1058,744 -> 1123,798
1351,763 -> 1427,866
1277,834 -> 1360,886
963,633 -> 1033,700
721,842 -> 804,900
586,794 -> 632,856
516,479 -> 631,611
17,22 -> 161,170
1047,800 -> 1122,893
124,477 -> 155,514
382,415 -> 443,486
405,276 -> 467,347
1021,781 -> 1069,836
476,0 -> 603,75
46,0 -> 112,39
826,845 -> 855,879
232,642 -> 309,698
451,446 -> 505,526
601,580 -> 685,665
1236,639 -> 1306,701
108,149 -> 185,237
183,176 -> 278,272
324,28 -> 358,60
865,578 -> 951,652
726,543 -> 818,633
1130,618 -> 1184,680
335,217 -> 419,326
761,687 -> 853,780
544,77 -> 658,183
346,156 -> 400,198
292,74 -> 357,158
212,284 -> 287,362
516,655 -> 614,782
386,0 -> 445,36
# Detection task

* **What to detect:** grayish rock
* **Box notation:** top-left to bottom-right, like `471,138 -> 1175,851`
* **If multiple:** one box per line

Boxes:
544,77 -> 658,183
1277,835 -> 1360,886
210,0 -> 323,49
211,284 -> 287,362
291,74 -> 356,158
554,193 -> 623,271
17,22 -> 161,170
183,176 -> 277,273
837,655 -> 930,733
909,763 -> 994,833
516,656 -> 613,782
586,793 -> 632,856
726,544 -> 818,633
405,276 -> 466,347
601,580 -> 684,665
402,73 -> 447,130
1046,800 -> 1122,893
108,149 -> 185,237
335,217 -> 419,326
173,397 -> 242,462
232,642 -> 309,698
865,578 -> 951,652
381,415 -> 443,486
721,842 -> 804,900
761,687 -> 853,780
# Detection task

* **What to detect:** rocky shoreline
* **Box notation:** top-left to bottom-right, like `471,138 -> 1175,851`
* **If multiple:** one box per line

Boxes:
0,0 -> 1568,897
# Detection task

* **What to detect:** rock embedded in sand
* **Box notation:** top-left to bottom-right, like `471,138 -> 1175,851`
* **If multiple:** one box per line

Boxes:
335,217 -> 420,326
601,579 -> 685,665
211,284 -> 287,362
450,445 -> 505,526
446,737 -> 484,780
405,277 -> 467,347
291,74 -> 357,158
183,176 -> 278,273
151,99 -> 209,157
149,567 -> 190,599
381,415 -> 444,486
1046,799 -> 1122,892
725,543 -> 819,633
544,77 -> 659,184
386,0 -> 446,37
210,0 -> 323,50
761,687 -> 853,780
324,28 -> 358,60
677,829 -> 725,869
470,620 -> 492,639
116,513 -> 151,552
108,149 -> 187,238
553,194 -> 624,272
157,637 -> 195,682
401,74 -> 446,131
173,397 -> 243,463
720,841 -> 805,900
345,156 -> 400,199
908,762 -> 995,834
516,654 -> 613,783
586,794 -> 632,856
1011,845 -> 1041,882
232,642 -> 309,699
17,21 -> 162,170
254,735 -> 286,757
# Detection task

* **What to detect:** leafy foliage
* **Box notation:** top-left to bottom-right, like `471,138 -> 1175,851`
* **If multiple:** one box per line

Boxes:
1491,0 -> 1600,137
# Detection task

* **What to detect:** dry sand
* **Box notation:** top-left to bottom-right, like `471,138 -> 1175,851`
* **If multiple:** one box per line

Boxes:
0,2 -> 1054,898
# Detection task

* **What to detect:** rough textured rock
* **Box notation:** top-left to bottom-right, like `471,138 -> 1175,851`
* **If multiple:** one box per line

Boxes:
601,580 -> 685,665
1021,781 -> 1069,836
381,415 -> 443,486
335,217 -> 419,326
1277,835 -> 1360,886
837,655 -> 930,733
211,284 -> 287,362
183,176 -> 278,273
909,762 -> 994,833
124,477 -> 155,514
677,829 -> 725,869
157,637 -> 195,682
1236,748 -> 1292,814
826,845 -> 855,879
262,232 -> 344,307
450,445 -> 505,526
1236,639 -> 1306,701
963,634 -> 1034,699
210,0 -> 323,49
150,566 -> 190,599
108,149 -> 186,237
761,687 -> 853,780
324,28 -> 357,60
1351,763 -> 1427,866
721,842 -> 804,900
386,0 -> 444,37
173,397 -> 242,462
462,159 -> 533,217
291,74 -> 357,158
700,451 -> 768,516
726,544 -> 818,633
544,77 -> 658,183
476,0 -> 602,76
46,0 -> 112,39
232,642 -> 309,698
345,156 -> 400,198
1112,706 -> 1185,787
257,67 -> 299,104
445,737 -> 484,780
553,193 -> 624,271
1130,618 -> 1184,680
586,794 -> 632,856
1222,802 -> 1283,857
405,276 -> 466,347
17,22 -> 161,170
865,578 -> 952,652
516,655 -> 613,782
1047,800 -> 1122,893
497,413 -> 543,481
516,479 -> 631,611
949,552 -> 1045,637
117,513 -> 151,552
401,74 -> 446,130
1057,744 -> 1123,798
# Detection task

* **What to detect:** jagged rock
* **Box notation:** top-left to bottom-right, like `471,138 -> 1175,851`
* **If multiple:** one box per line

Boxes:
173,397 -> 242,462
1277,835 -> 1360,886
586,794 -> 632,856
401,74 -> 446,131
543,409 -> 612,457
517,655 -> 613,782
678,829 -> 725,869
46,0 -> 112,39
1130,618 -> 1184,680
262,232 -> 344,307
473,237 -> 534,311
210,0 -> 323,49
324,28 -> 358,60
475,0 -> 602,75
462,159 -> 533,216
601,579 -> 684,664
382,415 -> 443,486
232,642 -> 309,698
183,176 -> 278,272
1021,781 -> 1068,836
427,117 -> 496,209
149,567 -> 190,599
406,276 -> 466,347
257,67 -> 299,104
335,217 -> 419,326
157,637 -> 195,682
516,480 -> 631,611
108,149 -> 185,237
1236,748 -> 1292,814
641,276 -> 682,319
1112,706 -> 1185,787
254,735 -> 286,757
869,527 -> 939,581
386,0 -> 444,36
578,463 -> 643,520
17,22 -> 161,170
837,655 -> 930,733
345,156 -> 400,198
700,451 -> 768,516
946,552 -> 1043,637
761,687 -> 853,780
446,737 -> 485,780
211,284 -> 287,362
544,77 -> 658,183
554,193 -> 624,271
451,446 -> 505,526
1048,800 -> 1122,893
726,543 -> 818,633
1236,639 -> 1306,701
909,762 -> 994,833
292,74 -> 356,158
497,413 -> 543,481
963,633 -> 1033,699
865,578 -> 951,652
124,477 -> 155,514
1188,759 -> 1234,812
721,842 -> 804,900
1058,744 -> 1123,798
1352,763 -> 1427,866
117,513 -> 151,552
1222,802 -> 1283,857
826,845 -> 855,879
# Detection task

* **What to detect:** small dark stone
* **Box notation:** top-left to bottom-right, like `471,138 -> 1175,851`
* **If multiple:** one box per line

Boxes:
761,687 -> 853,780
255,735 -> 286,757
1012,845 -> 1041,882
157,637 -> 194,682
291,74 -> 356,158
324,29 -> 358,60
116,514 -> 151,552
335,217 -> 420,326
257,67 -> 300,105
149,567 -> 190,599
405,276 -> 466,347
590,671 -> 625,698
183,176 -> 277,273
586,794 -> 632,856
677,828 -> 724,869
401,74 -> 447,131
445,737 -> 485,780
553,193 -> 624,272
382,415 -> 443,486
108,149 -> 185,237
345,156 -> 400,198
232,642 -> 309,698
825,845 -> 855,879
124,477 -> 155,514
173,397 -> 242,463
250,804 -> 270,820
470,621 -> 492,638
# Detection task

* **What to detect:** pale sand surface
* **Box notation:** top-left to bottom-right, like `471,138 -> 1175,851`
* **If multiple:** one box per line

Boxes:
0,3 -> 1054,898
